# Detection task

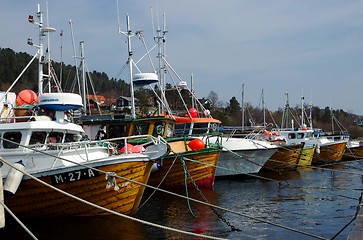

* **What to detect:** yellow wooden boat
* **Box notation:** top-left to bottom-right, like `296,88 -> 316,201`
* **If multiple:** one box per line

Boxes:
4,158 -> 154,218
297,145 -> 315,167
262,143 -> 302,171
148,138 -> 220,189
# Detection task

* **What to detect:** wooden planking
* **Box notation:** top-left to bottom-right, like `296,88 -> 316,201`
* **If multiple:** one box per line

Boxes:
5,161 -> 153,218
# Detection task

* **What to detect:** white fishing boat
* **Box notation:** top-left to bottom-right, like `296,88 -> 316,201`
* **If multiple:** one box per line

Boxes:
0,4 -> 169,219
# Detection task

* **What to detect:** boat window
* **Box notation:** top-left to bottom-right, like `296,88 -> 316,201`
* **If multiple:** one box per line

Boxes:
193,123 -> 209,135
3,132 -> 22,149
288,133 -> 296,139
132,122 -> 150,135
174,123 -> 190,137
167,123 -> 174,137
65,133 -> 82,142
153,122 -> 165,137
48,132 -> 64,143
29,131 -> 47,145
297,133 -> 304,139
209,123 -> 220,133
109,124 -> 128,138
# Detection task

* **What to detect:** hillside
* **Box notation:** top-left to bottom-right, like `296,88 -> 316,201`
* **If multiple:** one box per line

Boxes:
1,47 -> 363,138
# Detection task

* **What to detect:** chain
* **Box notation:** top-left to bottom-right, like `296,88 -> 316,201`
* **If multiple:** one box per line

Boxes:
181,157 -> 241,232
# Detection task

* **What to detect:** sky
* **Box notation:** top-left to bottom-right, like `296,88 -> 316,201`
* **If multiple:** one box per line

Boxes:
1,0 -> 363,115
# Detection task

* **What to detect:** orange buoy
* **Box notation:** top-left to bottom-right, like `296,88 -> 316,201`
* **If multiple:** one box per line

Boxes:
119,143 -> 134,154
263,130 -> 272,137
16,90 -> 38,106
189,108 -> 198,118
188,138 -> 205,151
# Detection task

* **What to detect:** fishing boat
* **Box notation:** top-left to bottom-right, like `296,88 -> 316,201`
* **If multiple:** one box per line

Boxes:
342,140 -> 363,161
78,14 -> 221,190
171,107 -> 278,177
261,143 -> 303,171
0,4 -> 169,219
271,93 -> 346,165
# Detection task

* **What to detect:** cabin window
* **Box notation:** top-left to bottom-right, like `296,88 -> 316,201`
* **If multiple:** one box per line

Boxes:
3,132 -> 22,149
209,123 -> 220,133
174,123 -> 190,137
297,133 -> 304,139
193,123 -> 209,135
288,133 -> 296,139
133,122 -> 150,135
29,131 -> 47,145
109,124 -> 128,138
152,122 -> 166,137
167,123 -> 174,137
65,133 -> 82,142
48,132 -> 64,143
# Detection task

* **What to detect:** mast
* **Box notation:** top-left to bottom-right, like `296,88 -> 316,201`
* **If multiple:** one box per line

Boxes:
80,41 -> 87,114
281,92 -> 289,129
241,83 -> 245,131
37,4 -> 44,95
301,96 -> 304,127
261,89 -> 266,127
125,15 -> 136,118
28,4 -> 55,95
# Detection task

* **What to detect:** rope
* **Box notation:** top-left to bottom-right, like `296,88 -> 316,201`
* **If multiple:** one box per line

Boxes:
0,157 -> 226,240
2,139 -> 360,239
137,155 -> 179,211
0,201 -> 38,240
181,157 -> 196,217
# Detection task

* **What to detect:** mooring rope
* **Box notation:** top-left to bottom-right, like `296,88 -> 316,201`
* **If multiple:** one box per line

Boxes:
0,201 -> 38,240
0,157 -> 226,240
1,139 -> 360,239
0,154 -> 329,239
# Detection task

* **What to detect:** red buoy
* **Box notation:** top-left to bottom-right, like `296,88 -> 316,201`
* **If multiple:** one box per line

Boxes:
189,108 -> 198,118
119,143 -> 134,154
188,138 -> 205,151
16,90 -> 38,106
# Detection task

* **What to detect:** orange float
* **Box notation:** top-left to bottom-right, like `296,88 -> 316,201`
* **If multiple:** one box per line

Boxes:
16,90 -> 38,106
189,108 -> 198,118
188,138 -> 205,151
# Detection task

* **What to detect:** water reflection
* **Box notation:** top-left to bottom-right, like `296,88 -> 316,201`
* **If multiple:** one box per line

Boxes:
1,161 -> 363,240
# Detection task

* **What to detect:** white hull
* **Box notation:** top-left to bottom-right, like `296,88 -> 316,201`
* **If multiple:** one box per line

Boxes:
200,136 -> 278,176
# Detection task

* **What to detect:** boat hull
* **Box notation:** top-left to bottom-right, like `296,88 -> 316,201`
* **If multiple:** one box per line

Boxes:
342,145 -> 363,161
4,160 -> 153,218
297,145 -> 315,167
262,144 -> 302,171
148,139 -> 220,189
216,148 -> 277,176
312,141 -> 347,165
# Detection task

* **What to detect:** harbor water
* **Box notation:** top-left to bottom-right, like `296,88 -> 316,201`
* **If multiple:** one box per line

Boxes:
1,160 -> 363,240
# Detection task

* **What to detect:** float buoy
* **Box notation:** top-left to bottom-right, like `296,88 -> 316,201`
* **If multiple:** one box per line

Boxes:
151,162 -> 161,173
16,90 -> 38,106
4,160 -> 25,195
188,138 -> 205,151
189,108 -> 198,118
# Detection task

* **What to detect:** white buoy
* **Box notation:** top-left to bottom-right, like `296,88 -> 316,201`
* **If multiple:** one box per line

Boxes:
0,161 -> 5,228
151,162 -> 161,173
315,145 -> 321,154
4,160 -> 25,195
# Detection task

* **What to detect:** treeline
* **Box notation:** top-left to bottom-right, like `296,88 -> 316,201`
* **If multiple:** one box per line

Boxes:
0,48 -> 129,99
1,47 -> 363,138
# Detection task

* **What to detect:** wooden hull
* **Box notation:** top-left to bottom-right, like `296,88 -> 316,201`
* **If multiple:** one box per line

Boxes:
342,145 -> 363,161
5,161 -> 153,218
148,139 -> 220,189
297,145 -> 315,167
312,141 -> 347,165
262,144 -> 302,171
